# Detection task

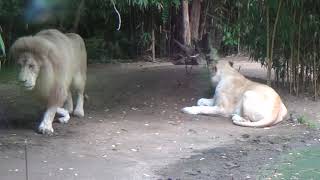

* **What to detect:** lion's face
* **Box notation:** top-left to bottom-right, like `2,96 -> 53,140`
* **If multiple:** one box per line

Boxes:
16,53 -> 40,90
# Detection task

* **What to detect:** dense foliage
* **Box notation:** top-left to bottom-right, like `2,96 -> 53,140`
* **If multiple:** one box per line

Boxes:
0,0 -> 319,97
235,0 -> 320,97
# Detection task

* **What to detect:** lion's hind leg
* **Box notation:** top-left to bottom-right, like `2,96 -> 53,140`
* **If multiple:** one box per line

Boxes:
73,92 -> 84,117
63,91 -> 73,113
72,73 -> 85,117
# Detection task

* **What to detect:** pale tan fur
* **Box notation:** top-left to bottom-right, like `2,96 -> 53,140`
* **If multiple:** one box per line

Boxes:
10,29 -> 87,134
182,61 -> 287,128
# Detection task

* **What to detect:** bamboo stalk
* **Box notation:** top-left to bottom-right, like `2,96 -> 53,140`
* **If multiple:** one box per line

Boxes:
296,13 -> 302,96
289,10 -> 296,94
314,40 -> 317,100
266,6 -> 270,85
268,0 -> 283,86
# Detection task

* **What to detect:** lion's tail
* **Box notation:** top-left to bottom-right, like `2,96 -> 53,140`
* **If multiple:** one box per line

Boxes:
233,101 -> 287,128
233,117 -> 276,128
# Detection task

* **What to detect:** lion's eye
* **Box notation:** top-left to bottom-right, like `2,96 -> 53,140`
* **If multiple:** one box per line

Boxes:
29,64 -> 34,69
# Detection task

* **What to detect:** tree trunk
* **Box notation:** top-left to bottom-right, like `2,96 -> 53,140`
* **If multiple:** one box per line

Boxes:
182,0 -> 191,46
199,0 -> 209,41
151,25 -> 156,61
72,0 -> 85,32
190,0 -> 202,42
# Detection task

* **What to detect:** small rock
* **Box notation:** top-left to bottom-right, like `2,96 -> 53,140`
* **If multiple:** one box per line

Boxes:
224,162 -> 240,169
143,173 -> 150,177
188,129 -> 198,134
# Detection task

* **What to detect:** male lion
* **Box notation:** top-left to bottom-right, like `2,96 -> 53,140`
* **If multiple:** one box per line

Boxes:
182,61 -> 287,127
10,29 -> 87,134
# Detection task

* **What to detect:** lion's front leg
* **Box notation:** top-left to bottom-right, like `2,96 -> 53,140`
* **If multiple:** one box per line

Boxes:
38,107 -> 57,134
57,107 -> 70,123
38,86 -> 68,134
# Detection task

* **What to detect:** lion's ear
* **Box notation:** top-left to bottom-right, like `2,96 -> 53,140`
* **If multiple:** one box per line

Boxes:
228,61 -> 234,67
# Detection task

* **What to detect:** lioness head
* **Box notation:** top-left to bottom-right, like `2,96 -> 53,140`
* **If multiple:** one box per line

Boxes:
210,61 -> 234,84
15,52 -> 40,90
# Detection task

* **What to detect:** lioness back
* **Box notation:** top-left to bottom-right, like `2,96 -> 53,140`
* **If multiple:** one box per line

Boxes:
182,60 -> 288,128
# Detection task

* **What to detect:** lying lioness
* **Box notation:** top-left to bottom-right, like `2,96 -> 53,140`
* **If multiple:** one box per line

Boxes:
182,61 -> 287,127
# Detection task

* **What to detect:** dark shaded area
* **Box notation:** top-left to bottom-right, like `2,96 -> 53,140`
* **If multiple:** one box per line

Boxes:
158,129 -> 320,180
0,103 -> 40,130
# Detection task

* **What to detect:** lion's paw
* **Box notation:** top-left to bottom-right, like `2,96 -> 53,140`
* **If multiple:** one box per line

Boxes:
73,109 -> 84,117
58,115 -> 70,124
181,106 -> 200,115
38,122 -> 54,135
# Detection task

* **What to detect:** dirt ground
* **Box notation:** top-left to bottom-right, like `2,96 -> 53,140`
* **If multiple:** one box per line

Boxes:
0,56 -> 319,180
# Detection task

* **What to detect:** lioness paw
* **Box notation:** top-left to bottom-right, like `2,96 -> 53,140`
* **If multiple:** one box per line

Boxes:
232,114 -> 245,123
38,122 -> 54,135
182,106 -> 200,115
197,98 -> 214,106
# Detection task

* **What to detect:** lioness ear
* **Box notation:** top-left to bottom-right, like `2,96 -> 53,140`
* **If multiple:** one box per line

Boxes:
211,64 -> 217,72
228,61 -> 234,67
